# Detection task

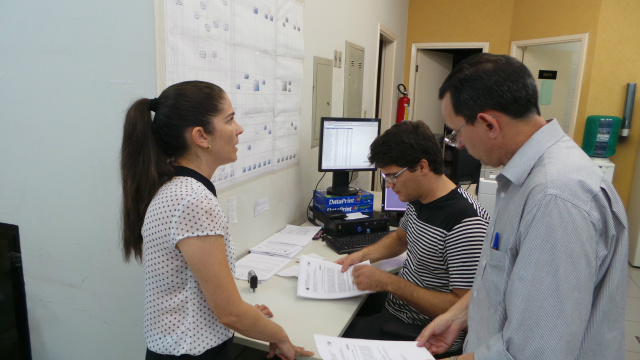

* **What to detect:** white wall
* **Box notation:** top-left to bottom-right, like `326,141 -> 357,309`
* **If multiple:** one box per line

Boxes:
0,0 -> 408,359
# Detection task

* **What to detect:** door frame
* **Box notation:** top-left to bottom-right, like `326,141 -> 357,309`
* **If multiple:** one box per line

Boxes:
511,33 -> 589,137
374,24 -> 398,133
370,24 -> 398,191
408,42 -> 490,120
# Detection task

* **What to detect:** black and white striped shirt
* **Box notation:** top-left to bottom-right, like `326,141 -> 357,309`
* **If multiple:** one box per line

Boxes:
386,187 -> 489,327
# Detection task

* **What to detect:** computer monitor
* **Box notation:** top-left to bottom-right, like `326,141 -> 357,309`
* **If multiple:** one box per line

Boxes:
381,186 -> 407,227
0,222 -> 32,360
318,117 -> 381,195
381,186 -> 408,212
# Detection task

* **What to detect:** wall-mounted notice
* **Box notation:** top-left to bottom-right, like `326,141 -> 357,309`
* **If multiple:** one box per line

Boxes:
163,0 -> 304,189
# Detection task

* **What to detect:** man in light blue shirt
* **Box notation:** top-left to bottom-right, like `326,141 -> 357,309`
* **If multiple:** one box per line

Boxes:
417,53 -> 628,360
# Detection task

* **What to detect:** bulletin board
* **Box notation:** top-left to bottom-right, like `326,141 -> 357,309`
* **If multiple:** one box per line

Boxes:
155,0 -> 304,189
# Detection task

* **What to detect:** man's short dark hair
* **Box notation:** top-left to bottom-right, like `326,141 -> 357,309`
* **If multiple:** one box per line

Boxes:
368,120 -> 443,175
439,53 -> 540,124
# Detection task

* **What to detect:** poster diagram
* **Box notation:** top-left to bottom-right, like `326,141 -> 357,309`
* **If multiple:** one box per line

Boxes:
164,0 -> 304,188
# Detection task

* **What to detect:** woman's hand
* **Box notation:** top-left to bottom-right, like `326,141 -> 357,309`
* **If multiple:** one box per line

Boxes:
267,338 -> 314,359
255,304 -> 273,318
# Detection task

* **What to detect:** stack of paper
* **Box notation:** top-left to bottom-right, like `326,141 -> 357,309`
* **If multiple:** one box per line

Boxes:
235,225 -> 321,283
249,225 -> 320,258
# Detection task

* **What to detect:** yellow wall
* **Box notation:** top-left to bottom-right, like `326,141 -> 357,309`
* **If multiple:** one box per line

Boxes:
406,0 -> 640,206
404,0 -> 514,82
585,0 -> 640,207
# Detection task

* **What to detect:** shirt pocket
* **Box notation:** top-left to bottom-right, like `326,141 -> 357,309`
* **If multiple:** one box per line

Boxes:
482,249 -> 508,307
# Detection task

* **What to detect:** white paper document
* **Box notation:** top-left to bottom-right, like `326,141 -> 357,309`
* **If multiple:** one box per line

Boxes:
345,212 -> 368,220
269,224 -> 321,246
276,264 -> 299,277
235,253 -> 291,283
249,240 -> 304,258
297,255 -> 372,299
314,334 -> 435,360
277,253 -> 326,278
249,225 -> 320,258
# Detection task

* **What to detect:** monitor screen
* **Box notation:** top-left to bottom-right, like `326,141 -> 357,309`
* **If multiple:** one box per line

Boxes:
382,186 -> 408,212
318,117 -> 381,196
318,117 -> 380,172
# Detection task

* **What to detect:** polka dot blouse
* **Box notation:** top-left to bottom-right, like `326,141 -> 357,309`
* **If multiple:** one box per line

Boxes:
141,176 -> 236,355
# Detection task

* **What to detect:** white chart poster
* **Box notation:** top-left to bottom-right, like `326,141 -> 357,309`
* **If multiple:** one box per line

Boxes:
163,0 -> 304,189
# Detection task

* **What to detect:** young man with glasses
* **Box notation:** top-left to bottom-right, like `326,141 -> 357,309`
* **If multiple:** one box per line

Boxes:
337,120 -> 489,357
417,53 -> 628,360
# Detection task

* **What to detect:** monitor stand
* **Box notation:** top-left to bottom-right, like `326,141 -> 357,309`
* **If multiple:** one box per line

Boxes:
326,171 -> 358,196
387,211 -> 405,228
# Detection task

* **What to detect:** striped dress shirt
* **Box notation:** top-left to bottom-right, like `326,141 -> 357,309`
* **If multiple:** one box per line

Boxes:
465,120 -> 628,360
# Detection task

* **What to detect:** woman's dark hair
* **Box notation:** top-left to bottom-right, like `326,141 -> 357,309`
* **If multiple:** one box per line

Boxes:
439,53 -> 540,124
120,81 -> 227,262
368,120 -> 444,175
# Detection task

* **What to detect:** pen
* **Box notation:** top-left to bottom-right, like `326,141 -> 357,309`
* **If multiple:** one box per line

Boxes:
491,232 -> 500,250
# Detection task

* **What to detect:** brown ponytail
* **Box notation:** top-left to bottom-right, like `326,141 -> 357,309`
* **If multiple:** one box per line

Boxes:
120,81 -> 227,262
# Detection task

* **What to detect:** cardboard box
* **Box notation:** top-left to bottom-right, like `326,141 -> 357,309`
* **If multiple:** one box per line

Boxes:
313,189 -> 374,213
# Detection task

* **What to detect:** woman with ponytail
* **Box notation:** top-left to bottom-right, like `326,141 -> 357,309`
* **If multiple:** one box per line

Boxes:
120,81 -> 312,360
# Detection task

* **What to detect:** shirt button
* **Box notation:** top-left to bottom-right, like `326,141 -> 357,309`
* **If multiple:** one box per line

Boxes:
500,192 -> 505,197
482,260 -> 486,266
473,291 -> 477,297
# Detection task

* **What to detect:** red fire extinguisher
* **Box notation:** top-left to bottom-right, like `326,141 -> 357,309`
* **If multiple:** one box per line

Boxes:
396,84 -> 410,123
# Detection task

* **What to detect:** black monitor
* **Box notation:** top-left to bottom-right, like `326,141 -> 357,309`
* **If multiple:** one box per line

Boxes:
318,117 -> 381,195
439,130 -> 481,187
381,186 -> 407,227
0,222 -> 32,360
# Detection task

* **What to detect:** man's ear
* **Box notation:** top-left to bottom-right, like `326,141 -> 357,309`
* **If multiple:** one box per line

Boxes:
477,113 -> 500,138
418,159 -> 429,172
190,127 -> 210,149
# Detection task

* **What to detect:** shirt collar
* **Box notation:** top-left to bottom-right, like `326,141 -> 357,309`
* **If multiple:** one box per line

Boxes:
500,119 -> 564,186
173,165 -> 217,197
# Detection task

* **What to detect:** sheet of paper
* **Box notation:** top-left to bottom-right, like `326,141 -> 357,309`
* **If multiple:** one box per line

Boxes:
314,334 -> 435,360
345,212 -> 368,220
297,255 -> 372,299
276,264 -> 299,277
249,225 -> 320,258
235,253 -> 291,282
254,196 -> 270,217
250,240 -> 303,258
268,224 -> 320,246
295,252 -> 325,263
227,196 -> 237,224
277,253 -> 326,278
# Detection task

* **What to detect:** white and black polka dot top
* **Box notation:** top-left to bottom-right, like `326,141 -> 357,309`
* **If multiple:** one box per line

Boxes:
141,175 -> 236,356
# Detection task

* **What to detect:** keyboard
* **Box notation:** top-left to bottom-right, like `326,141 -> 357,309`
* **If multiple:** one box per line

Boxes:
324,231 -> 391,254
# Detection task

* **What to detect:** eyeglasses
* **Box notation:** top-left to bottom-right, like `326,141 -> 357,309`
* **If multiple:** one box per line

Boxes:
444,122 -> 466,147
381,167 -> 409,184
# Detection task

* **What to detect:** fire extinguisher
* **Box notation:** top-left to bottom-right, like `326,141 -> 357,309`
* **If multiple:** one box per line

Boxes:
396,84 -> 410,123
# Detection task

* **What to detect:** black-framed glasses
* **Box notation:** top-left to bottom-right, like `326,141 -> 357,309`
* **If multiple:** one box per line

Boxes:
381,167 -> 409,184
444,122 -> 466,147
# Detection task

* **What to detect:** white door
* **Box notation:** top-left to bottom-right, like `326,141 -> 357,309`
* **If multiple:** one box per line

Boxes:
413,50 -> 453,134
512,35 -> 587,137
521,46 -> 575,134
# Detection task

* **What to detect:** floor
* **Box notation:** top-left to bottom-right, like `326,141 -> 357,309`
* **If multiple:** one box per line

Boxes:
626,265 -> 640,359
